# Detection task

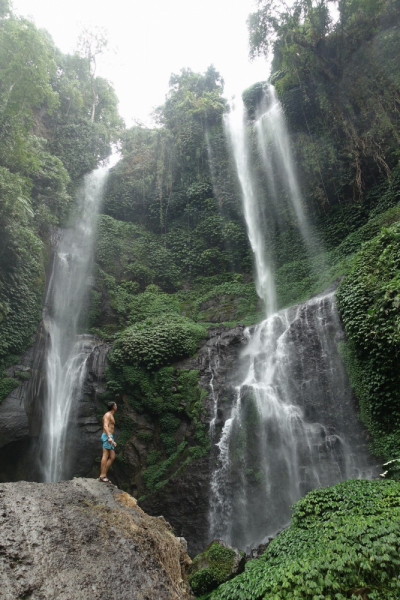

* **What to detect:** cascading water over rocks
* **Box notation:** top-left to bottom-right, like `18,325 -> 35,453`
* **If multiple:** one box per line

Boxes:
209,88 -> 377,550
40,167 -> 109,482
209,289 -> 376,550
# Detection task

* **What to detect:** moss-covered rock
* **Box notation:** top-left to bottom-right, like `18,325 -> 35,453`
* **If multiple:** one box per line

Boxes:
336,221 -> 400,460
188,540 -> 245,596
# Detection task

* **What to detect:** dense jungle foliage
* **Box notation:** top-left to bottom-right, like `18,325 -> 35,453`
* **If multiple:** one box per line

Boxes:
86,0 -> 400,491
89,66 -> 260,486
248,0 -> 400,210
199,0 -> 400,597
207,479 -> 400,600
0,1 -> 122,400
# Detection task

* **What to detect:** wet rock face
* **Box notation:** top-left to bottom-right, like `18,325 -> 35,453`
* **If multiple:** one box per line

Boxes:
140,325 -> 247,557
0,330 -> 45,451
67,341 -> 112,479
0,335 -> 111,482
0,478 -> 193,600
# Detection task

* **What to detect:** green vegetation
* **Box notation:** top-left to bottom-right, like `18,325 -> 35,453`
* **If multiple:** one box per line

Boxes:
0,4 -> 121,398
189,541 -> 243,596
103,361 -> 210,490
0,376 -> 19,404
111,315 -> 206,369
83,0 -> 400,508
1,2 -> 400,592
336,223 -> 400,460
209,479 -> 400,600
89,66 -> 255,338
248,0 -> 400,212
382,460 -> 400,481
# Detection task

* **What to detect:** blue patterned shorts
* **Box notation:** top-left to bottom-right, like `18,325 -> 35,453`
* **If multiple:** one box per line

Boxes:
101,432 -> 115,450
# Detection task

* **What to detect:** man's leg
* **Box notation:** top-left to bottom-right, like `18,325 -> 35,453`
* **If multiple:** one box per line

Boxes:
100,448 -> 110,479
105,449 -> 116,476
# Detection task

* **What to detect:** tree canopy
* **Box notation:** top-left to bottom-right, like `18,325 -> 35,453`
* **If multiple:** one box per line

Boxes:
247,0 -> 400,208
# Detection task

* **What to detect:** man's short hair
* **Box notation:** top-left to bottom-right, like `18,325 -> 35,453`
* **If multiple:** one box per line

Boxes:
107,401 -> 116,411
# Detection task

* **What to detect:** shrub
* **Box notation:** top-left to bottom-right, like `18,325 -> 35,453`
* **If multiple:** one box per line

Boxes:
110,314 -> 206,369
189,541 -> 242,596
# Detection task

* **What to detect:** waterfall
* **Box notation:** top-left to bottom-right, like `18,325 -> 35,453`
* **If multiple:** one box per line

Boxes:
208,345 -> 221,441
255,84 -> 309,239
209,88 -> 376,550
40,166 -> 108,482
209,291 -> 376,550
225,97 -> 276,316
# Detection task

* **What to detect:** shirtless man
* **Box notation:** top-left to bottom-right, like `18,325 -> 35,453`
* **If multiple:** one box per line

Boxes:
99,402 -> 117,482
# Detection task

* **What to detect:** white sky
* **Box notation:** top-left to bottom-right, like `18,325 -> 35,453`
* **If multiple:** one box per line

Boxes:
13,0 -> 270,126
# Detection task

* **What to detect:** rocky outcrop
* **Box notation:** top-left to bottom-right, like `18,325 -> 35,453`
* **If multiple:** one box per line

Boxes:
188,539 -> 246,596
0,477 -> 193,600
139,325 -> 247,556
0,320 -> 246,557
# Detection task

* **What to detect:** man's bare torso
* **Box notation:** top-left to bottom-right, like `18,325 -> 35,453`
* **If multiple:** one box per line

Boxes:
103,411 -> 115,434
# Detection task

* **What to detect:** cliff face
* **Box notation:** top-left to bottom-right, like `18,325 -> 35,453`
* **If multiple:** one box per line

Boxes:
0,321 -> 247,557
0,477 -> 193,600
0,335 -> 111,483
139,325 -> 247,557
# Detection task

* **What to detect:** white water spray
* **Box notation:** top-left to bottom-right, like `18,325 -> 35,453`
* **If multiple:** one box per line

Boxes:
209,292 -> 376,549
41,166 -> 108,482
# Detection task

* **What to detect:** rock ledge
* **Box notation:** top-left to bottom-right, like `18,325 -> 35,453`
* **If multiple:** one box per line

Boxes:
0,478 -> 193,600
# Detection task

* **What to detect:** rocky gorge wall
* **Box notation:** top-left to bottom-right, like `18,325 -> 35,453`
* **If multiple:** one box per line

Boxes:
0,287 -> 380,558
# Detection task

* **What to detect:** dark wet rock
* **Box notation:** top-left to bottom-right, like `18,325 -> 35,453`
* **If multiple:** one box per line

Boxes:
0,333 -> 111,482
197,294 -> 240,322
140,325 -> 247,556
246,538 -> 274,561
67,340 -> 112,479
0,329 -> 46,451
0,477 -> 193,600
0,387 -> 29,449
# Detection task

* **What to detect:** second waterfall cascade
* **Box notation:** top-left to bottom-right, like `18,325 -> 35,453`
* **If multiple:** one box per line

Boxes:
209,88 -> 377,550
40,166 -> 109,483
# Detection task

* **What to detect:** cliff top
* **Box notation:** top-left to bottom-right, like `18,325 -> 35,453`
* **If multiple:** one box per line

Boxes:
0,477 -> 193,600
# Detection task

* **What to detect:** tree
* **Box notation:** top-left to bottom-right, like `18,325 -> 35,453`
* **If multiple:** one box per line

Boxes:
0,15 -> 58,119
247,0 -> 400,206
77,26 -> 108,122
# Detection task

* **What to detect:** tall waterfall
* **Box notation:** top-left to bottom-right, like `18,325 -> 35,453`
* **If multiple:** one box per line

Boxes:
40,166 -> 108,482
209,88 -> 376,550
255,84 -> 309,239
225,97 -> 276,316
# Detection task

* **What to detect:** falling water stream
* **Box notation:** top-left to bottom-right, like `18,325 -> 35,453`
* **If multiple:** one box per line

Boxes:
40,166 -> 109,482
255,85 -> 309,239
209,87 -> 377,550
224,95 -> 276,316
